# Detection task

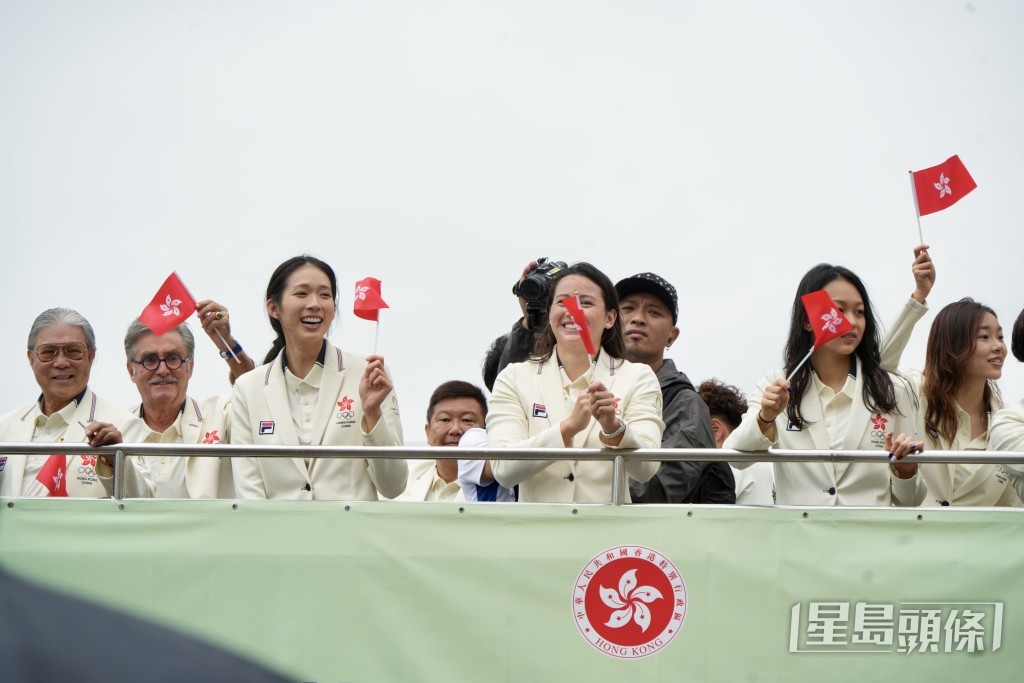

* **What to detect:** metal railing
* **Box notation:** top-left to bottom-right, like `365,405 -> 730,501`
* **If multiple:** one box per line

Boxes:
2,442 -> 1023,504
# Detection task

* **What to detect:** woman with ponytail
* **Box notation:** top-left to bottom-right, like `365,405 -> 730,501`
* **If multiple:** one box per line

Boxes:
229,255 -> 407,500
725,263 -> 925,506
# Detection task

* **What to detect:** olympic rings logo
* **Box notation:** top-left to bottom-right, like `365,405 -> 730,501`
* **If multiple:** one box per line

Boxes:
336,411 -> 356,420
78,466 -> 95,476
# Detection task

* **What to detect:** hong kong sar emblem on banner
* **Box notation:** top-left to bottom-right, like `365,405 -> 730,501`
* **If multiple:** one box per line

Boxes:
572,545 -> 687,659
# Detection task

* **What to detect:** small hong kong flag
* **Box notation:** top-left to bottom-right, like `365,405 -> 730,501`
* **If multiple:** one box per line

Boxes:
140,272 -> 198,336
801,290 -> 854,348
36,454 -> 69,497
354,277 -> 389,322
562,296 -> 598,355
911,155 -> 977,217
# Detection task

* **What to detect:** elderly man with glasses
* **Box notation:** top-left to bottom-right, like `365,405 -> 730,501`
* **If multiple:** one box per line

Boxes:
124,299 -> 254,498
0,308 -> 152,498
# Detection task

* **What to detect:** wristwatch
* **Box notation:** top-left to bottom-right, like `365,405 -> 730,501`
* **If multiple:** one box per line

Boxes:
601,419 -> 626,439
220,340 -> 243,359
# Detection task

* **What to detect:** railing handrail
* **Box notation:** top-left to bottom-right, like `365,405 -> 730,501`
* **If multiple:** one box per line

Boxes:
3,443 -> 1022,503
2,441 -> 1023,464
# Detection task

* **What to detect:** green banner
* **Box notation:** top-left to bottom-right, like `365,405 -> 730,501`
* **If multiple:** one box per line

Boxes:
0,499 -> 1019,682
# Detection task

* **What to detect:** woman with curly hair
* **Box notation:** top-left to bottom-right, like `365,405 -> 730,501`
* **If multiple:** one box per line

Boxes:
699,378 -> 775,505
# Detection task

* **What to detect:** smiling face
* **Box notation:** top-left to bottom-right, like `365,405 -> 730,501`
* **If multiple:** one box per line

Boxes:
28,321 -> 95,414
425,396 -> 486,447
817,277 -> 865,356
549,274 -> 616,353
127,330 -> 192,412
267,264 -> 337,348
619,292 -> 679,368
963,312 -> 1006,383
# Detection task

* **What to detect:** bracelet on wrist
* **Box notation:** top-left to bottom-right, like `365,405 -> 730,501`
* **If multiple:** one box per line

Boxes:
756,412 -> 773,425
220,340 -> 243,360
600,419 -> 626,439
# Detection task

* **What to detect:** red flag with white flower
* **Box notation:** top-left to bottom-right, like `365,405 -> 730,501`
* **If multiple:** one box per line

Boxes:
354,277 -> 389,322
35,454 -> 68,497
911,155 -> 977,217
801,290 -> 853,348
562,295 -> 598,355
140,272 -> 197,336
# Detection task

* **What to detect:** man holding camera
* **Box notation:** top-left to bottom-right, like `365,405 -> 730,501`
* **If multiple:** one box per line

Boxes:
482,258 -> 565,391
615,273 -> 736,504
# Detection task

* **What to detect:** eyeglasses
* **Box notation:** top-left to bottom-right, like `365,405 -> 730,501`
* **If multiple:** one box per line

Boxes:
32,343 -> 88,362
132,353 -> 189,371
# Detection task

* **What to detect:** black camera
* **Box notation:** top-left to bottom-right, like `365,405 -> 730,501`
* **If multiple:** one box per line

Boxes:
512,257 -> 567,329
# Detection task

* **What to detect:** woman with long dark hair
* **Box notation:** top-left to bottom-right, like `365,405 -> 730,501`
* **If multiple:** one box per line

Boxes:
486,262 -> 664,503
725,263 -> 925,506
880,249 -> 1020,506
916,300 -> 1019,505
229,255 -> 407,500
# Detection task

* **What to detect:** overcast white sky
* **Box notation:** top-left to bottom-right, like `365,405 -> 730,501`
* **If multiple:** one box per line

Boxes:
2,1 -> 1022,444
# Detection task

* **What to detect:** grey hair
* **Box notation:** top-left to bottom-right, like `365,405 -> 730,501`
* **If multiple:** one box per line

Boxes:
28,308 -> 97,350
124,319 -> 196,360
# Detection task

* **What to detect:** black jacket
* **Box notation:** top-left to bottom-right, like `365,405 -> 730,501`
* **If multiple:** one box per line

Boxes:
629,359 -> 736,504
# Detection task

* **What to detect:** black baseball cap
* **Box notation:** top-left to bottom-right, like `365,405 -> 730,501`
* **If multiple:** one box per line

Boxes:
615,272 -> 679,324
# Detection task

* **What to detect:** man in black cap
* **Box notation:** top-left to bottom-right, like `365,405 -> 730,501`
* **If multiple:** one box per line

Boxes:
615,273 -> 736,504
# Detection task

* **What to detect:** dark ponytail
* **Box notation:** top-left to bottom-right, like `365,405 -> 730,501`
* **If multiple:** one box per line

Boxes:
262,336 -> 286,366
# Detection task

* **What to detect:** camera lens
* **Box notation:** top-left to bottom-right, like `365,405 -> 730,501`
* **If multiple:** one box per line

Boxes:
518,277 -> 545,302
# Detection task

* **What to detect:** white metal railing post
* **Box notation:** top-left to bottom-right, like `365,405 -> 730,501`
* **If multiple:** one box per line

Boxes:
611,454 -> 626,506
114,449 -> 126,501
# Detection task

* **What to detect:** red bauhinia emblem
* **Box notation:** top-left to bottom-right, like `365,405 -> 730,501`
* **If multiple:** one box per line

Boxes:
573,545 -> 686,659
140,272 -> 198,336
202,430 -> 221,444
801,290 -> 854,348
338,396 -> 354,411
353,278 -> 389,322
36,454 -> 69,497
911,155 -> 977,217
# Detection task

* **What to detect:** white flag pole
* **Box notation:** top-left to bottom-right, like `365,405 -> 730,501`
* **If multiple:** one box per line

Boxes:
373,319 -> 380,356
214,329 -> 241,364
178,271 -> 240,364
785,347 -> 815,383
909,170 -> 924,245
